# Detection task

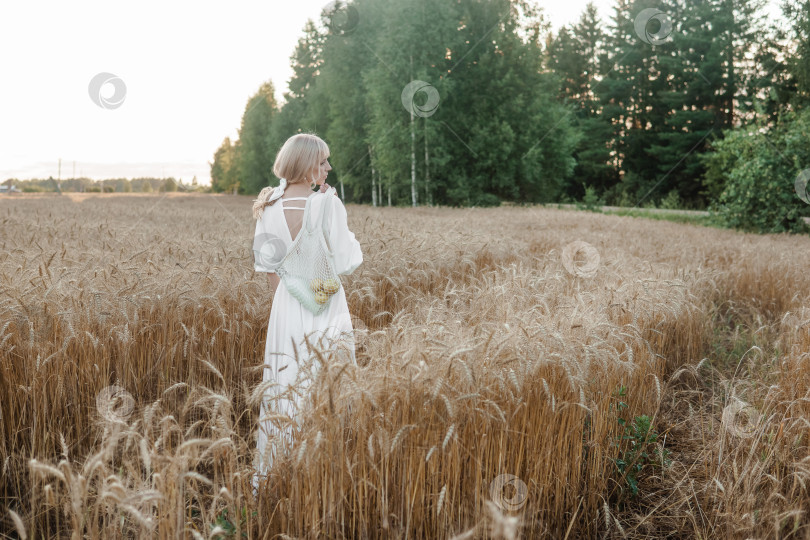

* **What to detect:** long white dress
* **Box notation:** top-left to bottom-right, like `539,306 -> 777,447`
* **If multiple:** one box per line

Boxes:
252,189 -> 363,490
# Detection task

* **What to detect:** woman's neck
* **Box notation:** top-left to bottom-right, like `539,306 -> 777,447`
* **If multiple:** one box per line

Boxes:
282,182 -> 315,198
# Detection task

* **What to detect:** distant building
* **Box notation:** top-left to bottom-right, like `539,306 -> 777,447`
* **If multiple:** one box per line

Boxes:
0,185 -> 19,193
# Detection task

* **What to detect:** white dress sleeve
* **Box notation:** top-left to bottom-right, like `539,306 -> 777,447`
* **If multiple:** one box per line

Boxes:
253,209 -> 282,274
325,194 -> 363,275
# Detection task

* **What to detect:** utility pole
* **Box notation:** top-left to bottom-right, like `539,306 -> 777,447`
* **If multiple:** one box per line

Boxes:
409,54 -> 417,207
424,117 -> 430,206
370,144 -> 377,207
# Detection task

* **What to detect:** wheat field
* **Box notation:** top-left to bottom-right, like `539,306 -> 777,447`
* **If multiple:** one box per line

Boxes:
1,192 -> 809,539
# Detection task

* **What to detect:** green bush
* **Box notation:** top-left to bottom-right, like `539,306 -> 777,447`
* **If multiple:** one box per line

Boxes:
610,386 -> 671,505
161,179 -> 179,192
641,198 -> 657,209
470,192 -> 501,207
614,414 -> 671,501
659,189 -> 682,210
616,190 -> 634,208
22,185 -> 44,193
705,108 -> 810,234
558,193 -> 575,204
582,185 -> 603,212
605,172 -> 652,209
574,185 -> 603,212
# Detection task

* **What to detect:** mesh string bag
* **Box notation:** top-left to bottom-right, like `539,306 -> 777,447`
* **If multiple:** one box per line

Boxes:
274,189 -> 341,315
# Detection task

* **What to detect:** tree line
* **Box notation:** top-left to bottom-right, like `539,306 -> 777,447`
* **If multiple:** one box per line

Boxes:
210,0 -> 810,232
2,177 -> 204,193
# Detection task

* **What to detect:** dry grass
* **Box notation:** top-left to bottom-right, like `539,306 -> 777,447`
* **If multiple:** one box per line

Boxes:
1,192 -> 809,538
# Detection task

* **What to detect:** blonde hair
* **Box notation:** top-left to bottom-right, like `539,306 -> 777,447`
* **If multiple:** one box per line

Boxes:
252,133 -> 330,220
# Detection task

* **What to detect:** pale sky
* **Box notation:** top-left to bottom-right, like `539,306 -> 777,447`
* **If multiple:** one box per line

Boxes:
0,0 -> 786,185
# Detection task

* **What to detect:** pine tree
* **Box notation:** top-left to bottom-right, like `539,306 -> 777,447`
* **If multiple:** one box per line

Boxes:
263,19 -> 328,188
210,137 -> 239,193
596,0 -> 680,206
237,81 -> 277,194
318,0 -> 384,203
548,3 -> 616,201
648,0 -> 721,207
784,0 -> 810,106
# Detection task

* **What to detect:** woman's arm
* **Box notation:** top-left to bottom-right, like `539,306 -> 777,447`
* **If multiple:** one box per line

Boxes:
327,196 -> 363,275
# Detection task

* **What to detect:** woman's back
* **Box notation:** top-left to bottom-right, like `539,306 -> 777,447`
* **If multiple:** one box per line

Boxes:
254,190 -> 363,277
277,192 -> 314,242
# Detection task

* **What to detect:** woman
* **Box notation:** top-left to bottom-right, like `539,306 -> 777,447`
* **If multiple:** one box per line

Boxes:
250,133 -> 363,492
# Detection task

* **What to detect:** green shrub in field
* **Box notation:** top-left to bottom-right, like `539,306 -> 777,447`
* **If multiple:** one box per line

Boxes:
613,414 -> 671,501
704,108 -> 810,234
659,189 -> 682,210
470,192 -> 501,207
610,386 -> 671,505
613,188 -> 634,209
577,185 -> 603,212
